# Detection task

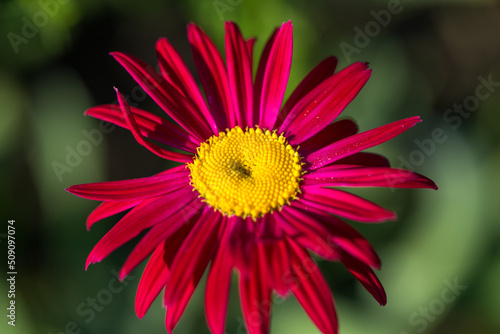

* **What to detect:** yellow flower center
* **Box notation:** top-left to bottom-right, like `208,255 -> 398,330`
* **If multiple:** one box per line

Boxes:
188,126 -> 303,219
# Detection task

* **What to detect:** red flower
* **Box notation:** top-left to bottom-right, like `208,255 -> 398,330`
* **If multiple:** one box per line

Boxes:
67,21 -> 437,334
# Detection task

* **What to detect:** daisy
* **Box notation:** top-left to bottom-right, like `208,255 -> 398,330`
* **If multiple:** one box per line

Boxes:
67,21 -> 437,334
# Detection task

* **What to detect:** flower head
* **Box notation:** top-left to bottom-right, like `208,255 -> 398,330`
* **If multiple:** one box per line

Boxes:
67,21 -> 437,334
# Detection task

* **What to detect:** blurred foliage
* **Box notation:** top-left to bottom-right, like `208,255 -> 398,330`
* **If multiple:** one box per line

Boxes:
1,0 -> 500,334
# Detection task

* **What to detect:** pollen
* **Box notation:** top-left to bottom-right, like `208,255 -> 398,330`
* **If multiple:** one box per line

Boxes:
188,126 -> 303,219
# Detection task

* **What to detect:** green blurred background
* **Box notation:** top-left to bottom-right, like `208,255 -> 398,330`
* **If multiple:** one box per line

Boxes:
1,0 -> 499,333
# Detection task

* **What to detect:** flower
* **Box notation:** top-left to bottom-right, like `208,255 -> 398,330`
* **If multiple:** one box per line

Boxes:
67,21 -> 437,334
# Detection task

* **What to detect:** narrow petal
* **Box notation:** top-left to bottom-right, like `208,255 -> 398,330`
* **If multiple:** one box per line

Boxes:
164,209 -> 223,332
116,89 -> 194,162
258,21 -> 293,129
118,196 -> 204,280
253,27 -> 278,126
111,52 -> 211,141
280,62 -> 371,145
85,104 -> 199,153
339,251 -> 387,305
275,209 -> 339,260
289,203 -> 381,269
304,166 -> 438,189
135,224 -> 190,319
299,119 -> 358,155
301,186 -> 396,222
85,186 -> 196,269
239,244 -> 273,334
188,23 -> 234,129
246,37 -> 256,70
276,56 -> 338,127
287,240 -> 338,334
156,37 -> 218,134
86,200 -> 140,230
205,217 -> 233,334
305,116 -> 422,170
333,152 -> 390,167
226,21 -> 254,128
66,165 -> 189,202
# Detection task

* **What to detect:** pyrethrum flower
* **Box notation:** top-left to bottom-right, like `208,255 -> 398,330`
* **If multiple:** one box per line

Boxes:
67,21 -> 437,334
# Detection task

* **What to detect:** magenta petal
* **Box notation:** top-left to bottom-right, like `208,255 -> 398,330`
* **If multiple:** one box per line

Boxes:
280,62 -> 370,145
116,89 -> 194,162
287,241 -> 338,334
163,209 -> 221,305
66,165 -> 189,202
258,21 -> 293,129
276,56 -> 338,127
226,22 -> 254,128
276,208 -> 339,260
205,217 -> 233,334
85,104 -> 199,153
135,242 -> 169,319
253,27 -> 278,127
164,209 -> 223,332
239,244 -> 272,334
118,197 -> 204,280
333,152 -> 390,167
156,38 -> 218,135
339,251 -> 387,305
306,116 -> 422,170
301,186 -> 396,222
304,166 -> 438,189
111,52 -> 211,141
290,203 -> 381,269
188,23 -> 235,129
299,119 -> 358,155
85,187 -> 195,270
86,200 -> 140,230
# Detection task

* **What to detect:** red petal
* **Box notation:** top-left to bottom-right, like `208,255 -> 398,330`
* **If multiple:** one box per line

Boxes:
85,187 -> 196,269
156,38 -> 218,134
276,208 -> 339,260
111,52 -> 211,141
205,217 -> 233,334
164,209 -> 223,332
301,186 -> 396,222
85,104 -> 199,153
281,62 -> 371,145
188,23 -> 235,129
86,200 -> 140,230
134,224 -> 190,319
66,165 -> 189,202
290,203 -> 381,269
339,250 -> 387,305
226,22 -> 254,128
239,243 -> 273,334
287,241 -> 338,334
116,89 -> 194,162
304,166 -> 438,189
299,119 -> 358,155
276,56 -> 338,127
257,21 -> 293,129
305,116 -> 422,170
333,152 -> 390,167
118,196 -> 204,280
253,27 -> 278,127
